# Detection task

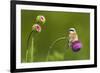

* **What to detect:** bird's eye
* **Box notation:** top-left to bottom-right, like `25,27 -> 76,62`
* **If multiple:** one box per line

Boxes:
69,30 -> 74,32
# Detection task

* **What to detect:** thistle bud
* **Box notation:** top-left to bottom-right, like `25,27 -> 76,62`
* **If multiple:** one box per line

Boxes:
32,24 -> 41,32
36,15 -> 46,24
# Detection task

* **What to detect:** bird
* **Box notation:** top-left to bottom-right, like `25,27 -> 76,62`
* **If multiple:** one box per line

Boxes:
68,28 -> 82,52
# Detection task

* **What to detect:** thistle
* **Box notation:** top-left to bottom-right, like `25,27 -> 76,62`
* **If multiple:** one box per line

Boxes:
32,24 -> 41,33
26,15 -> 46,62
36,15 -> 46,24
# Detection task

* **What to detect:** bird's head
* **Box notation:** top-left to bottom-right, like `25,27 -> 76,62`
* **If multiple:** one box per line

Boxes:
69,28 -> 76,34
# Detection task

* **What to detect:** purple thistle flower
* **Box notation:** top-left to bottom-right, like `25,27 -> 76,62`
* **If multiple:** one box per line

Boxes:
71,41 -> 82,52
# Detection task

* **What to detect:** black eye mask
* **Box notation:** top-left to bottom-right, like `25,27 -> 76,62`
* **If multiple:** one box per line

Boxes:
69,30 -> 74,32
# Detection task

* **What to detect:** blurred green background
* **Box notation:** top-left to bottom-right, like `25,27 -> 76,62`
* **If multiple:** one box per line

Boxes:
21,10 -> 90,63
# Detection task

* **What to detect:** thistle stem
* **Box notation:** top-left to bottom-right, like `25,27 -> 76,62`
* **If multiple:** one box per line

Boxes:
49,37 -> 66,49
46,37 -> 66,61
26,50 -> 28,62
25,30 -> 34,62
31,37 -> 34,62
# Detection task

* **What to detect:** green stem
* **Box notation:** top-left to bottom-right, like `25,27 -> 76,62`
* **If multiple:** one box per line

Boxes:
26,30 -> 37,62
25,31 -> 33,62
49,37 -> 66,49
26,50 -> 28,62
31,37 -> 34,62
46,37 -> 66,61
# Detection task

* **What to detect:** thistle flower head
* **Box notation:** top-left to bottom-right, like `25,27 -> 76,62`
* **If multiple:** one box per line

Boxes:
36,15 -> 46,24
32,24 -> 41,32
